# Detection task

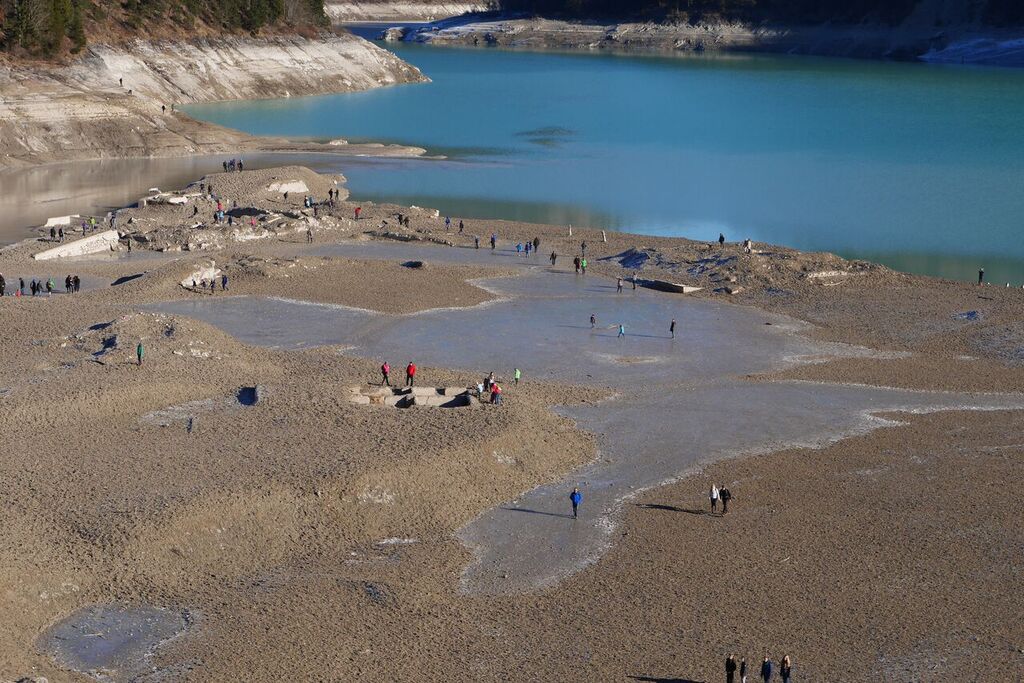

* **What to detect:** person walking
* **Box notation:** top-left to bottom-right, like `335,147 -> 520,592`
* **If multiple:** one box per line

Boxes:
670,318 -> 676,338
221,274 -> 228,291
381,361 -> 391,386
740,658 -> 748,683
354,207 -> 362,220
136,341 -> 144,366
514,367 -> 521,385
726,654 -> 738,683
306,227 -> 313,244
574,256 -> 581,274
550,251 -> 557,266
405,362 -> 416,387
459,219 -> 464,233
474,236 -> 480,249
581,257 -> 587,274
570,487 -> 582,519
50,227 -> 56,241
720,485 -> 732,514
760,656 -> 773,682
490,233 -> 497,250
779,656 -> 792,683
617,278 -> 623,293
590,313 -> 597,329
710,484 -> 719,514
617,323 -> 625,338
533,236 -> 540,254
978,268 -> 985,285
719,232 -> 726,246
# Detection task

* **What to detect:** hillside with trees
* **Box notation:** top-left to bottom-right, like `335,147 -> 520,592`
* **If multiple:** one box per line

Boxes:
496,0 -> 1024,26
0,0 -> 327,58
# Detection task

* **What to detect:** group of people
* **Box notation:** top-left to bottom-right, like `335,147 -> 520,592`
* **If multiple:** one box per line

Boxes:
726,654 -> 793,683
709,483 -> 733,515
221,158 -> 244,172
0,274 -> 81,297
588,313 -> 679,340
189,274 -> 229,294
379,361 -> 417,387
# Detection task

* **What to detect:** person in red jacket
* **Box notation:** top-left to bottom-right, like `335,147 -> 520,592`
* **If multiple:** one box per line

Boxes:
381,361 -> 391,386
406,362 -> 416,387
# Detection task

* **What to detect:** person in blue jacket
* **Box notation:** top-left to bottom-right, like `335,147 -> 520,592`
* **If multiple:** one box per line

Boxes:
760,656 -> 773,682
570,487 -> 582,519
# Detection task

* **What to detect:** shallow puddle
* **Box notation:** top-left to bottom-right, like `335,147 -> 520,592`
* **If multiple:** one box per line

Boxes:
39,604 -> 194,682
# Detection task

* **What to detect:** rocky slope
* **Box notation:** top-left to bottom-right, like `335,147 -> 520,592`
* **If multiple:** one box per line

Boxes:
0,34 -> 426,168
404,12 -> 1024,65
326,1 -> 487,22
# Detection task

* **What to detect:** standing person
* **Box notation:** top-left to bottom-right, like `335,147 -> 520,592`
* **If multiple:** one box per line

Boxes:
490,233 -> 497,250
726,654 -> 738,683
490,382 -> 502,405
19,277 -> 25,295
779,656 -> 792,683
221,274 -> 228,291
50,227 -> 56,241
760,656 -> 773,682
617,278 -> 623,293
580,240 -> 587,257
405,361 -> 416,387
617,323 -> 625,338
978,268 -> 985,285
45,279 -> 53,295
574,256 -> 581,274
710,484 -> 719,514
209,280 -> 216,295
740,658 -> 748,683
136,341 -> 144,366
632,273 -> 637,290
719,232 -> 726,246
670,318 -> 676,338
0,274 -> 5,297
474,236 -> 480,249
459,219 -> 464,233
354,207 -> 362,220
306,227 -> 313,244
721,485 -> 732,514
73,275 -> 81,292
65,275 -> 72,292
381,361 -> 391,386
581,257 -> 587,274
590,313 -> 597,329
570,487 -> 582,519
514,367 -> 521,385
58,228 -> 64,242
550,251 -> 557,266
516,242 -> 523,256
533,236 -> 540,253
445,216 -> 451,231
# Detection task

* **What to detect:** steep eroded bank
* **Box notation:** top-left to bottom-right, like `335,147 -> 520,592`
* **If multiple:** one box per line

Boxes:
0,33 -> 426,168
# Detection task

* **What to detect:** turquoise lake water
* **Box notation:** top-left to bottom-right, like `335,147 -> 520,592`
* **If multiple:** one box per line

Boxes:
185,41 -> 1024,283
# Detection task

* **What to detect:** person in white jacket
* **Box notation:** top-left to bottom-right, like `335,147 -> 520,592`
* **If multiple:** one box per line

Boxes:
710,484 -> 719,514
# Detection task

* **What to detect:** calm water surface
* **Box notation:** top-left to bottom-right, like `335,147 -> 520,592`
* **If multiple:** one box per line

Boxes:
185,44 -> 1024,283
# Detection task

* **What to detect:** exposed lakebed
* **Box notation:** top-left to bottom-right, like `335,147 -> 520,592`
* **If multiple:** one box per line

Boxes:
150,242 -> 1024,595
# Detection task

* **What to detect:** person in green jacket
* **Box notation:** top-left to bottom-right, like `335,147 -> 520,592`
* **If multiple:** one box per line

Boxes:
514,368 -> 521,385
137,342 -> 144,366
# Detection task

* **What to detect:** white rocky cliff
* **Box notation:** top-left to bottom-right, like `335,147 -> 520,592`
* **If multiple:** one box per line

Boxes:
0,34 -> 426,168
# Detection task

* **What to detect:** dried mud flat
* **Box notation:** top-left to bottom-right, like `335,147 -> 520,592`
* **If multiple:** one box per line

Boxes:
0,166 -> 1022,681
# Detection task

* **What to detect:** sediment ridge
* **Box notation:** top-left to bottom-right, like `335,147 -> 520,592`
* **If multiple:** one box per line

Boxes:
0,33 -> 427,169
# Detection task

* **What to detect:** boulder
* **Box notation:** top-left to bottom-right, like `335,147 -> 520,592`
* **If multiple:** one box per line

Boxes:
34,230 -> 119,260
